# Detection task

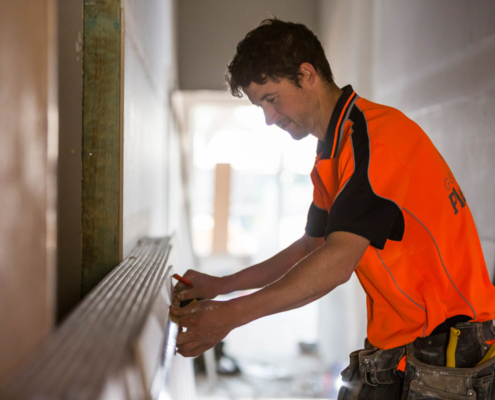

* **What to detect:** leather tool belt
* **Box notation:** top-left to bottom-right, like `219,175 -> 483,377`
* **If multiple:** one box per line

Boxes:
403,341 -> 495,399
403,320 -> 495,399
339,320 -> 495,399
359,347 -> 406,386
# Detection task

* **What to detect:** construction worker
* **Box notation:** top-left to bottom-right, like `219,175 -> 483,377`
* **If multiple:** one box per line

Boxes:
171,19 -> 495,399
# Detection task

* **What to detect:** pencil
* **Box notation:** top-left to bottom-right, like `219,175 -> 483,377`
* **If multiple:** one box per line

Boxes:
172,273 -> 193,287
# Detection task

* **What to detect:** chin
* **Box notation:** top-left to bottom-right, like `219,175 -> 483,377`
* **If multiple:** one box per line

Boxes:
288,130 -> 310,141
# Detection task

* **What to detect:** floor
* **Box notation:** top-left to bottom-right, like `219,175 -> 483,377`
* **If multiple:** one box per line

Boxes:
194,299 -> 345,400
195,355 -> 342,400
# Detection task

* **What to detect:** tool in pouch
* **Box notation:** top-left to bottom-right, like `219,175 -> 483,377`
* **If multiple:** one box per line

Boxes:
447,326 -> 495,368
402,323 -> 495,399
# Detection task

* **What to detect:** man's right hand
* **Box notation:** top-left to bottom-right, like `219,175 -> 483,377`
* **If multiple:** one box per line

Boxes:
174,270 -> 224,302
173,234 -> 324,305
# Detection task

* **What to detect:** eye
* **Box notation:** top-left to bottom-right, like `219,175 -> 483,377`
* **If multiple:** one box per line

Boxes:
267,98 -> 276,104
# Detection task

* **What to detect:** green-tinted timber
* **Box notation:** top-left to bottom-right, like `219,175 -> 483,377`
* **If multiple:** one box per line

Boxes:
82,0 -> 123,296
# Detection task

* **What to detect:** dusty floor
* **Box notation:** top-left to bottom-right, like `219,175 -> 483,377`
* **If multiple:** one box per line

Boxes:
195,301 -> 344,400
195,355 -> 336,399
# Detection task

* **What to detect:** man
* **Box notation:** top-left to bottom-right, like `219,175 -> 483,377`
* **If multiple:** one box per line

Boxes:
171,19 -> 495,399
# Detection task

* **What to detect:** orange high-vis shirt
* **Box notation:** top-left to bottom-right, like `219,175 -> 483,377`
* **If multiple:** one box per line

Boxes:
305,85 -> 495,349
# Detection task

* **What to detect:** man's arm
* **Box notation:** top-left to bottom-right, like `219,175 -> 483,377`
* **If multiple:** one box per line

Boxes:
175,233 -> 324,302
233,231 -> 368,319
171,231 -> 369,357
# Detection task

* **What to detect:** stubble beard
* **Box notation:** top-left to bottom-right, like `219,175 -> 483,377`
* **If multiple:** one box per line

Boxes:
286,120 -> 311,141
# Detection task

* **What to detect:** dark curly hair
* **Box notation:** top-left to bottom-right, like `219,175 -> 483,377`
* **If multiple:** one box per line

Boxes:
226,18 -> 334,98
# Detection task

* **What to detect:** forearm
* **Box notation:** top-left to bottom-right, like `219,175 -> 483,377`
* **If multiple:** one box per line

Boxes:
229,232 -> 369,327
220,234 -> 324,294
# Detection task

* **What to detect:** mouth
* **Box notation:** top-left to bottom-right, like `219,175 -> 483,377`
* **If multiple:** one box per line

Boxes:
277,120 -> 291,131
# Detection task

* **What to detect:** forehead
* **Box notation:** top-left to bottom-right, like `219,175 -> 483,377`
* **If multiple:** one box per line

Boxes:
243,79 -> 285,103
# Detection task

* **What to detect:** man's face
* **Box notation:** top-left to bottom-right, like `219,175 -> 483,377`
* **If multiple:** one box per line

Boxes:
243,77 -> 315,140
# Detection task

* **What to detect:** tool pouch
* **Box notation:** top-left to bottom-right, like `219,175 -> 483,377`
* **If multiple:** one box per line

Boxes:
358,347 -> 406,386
338,349 -> 364,400
453,322 -> 490,368
403,343 -> 495,399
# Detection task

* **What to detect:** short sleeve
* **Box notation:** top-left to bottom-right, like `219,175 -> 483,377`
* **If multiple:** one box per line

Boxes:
326,137 -> 410,249
305,202 -> 328,237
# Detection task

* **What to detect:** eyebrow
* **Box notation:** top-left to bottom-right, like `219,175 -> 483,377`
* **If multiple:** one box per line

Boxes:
260,92 -> 276,101
256,92 -> 277,105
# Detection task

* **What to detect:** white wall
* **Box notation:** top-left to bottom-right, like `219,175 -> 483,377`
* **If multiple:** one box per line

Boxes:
178,0 -> 318,90
370,0 -> 495,276
122,1 -> 196,395
316,0 -> 495,364
123,0 -> 176,256
123,0 -> 196,269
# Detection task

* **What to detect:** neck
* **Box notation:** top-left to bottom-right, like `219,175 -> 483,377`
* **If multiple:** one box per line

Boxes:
313,82 -> 343,142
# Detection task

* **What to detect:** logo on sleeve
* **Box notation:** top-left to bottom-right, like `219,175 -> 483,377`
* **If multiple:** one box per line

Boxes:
444,172 -> 466,215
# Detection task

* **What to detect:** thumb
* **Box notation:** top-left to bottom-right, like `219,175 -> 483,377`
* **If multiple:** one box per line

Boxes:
170,301 -> 201,317
177,288 -> 198,301
170,304 -> 188,317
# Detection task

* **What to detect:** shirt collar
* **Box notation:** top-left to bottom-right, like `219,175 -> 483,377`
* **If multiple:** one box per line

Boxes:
317,85 -> 358,159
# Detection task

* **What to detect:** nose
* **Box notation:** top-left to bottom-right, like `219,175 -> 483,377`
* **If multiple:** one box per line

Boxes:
263,105 -> 278,126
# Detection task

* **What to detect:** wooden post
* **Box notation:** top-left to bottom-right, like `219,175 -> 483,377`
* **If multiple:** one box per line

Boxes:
82,0 -> 124,296
212,163 -> 231,254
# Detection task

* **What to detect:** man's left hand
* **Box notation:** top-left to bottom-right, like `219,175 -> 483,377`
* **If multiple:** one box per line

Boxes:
170,300 -> 238,357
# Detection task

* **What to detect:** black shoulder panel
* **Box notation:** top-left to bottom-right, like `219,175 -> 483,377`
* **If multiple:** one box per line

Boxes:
325,105 -> 405,249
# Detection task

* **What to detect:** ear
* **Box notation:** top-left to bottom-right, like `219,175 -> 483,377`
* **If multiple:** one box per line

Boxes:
299,62 -> 318,87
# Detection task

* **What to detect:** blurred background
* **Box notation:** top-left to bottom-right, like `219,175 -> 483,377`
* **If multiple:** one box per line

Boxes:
1,1 -> 495,399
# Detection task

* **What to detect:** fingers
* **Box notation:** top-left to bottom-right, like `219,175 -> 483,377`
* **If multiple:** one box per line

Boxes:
173,281 -> 188,293
173,270 -> 196,292
177,342 -> 210,358
175,325 -> 204,357
173,270 -> 199,295
170,303 -> 195,316
170,304 -> 201,325
171,294 -> 181,308
176,341 -> 200,357
175,321 -> 215,357
176,288 -> 198,301
183,269 -> 198,280
170,305 -> 187,317
176,330 -> 195,345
